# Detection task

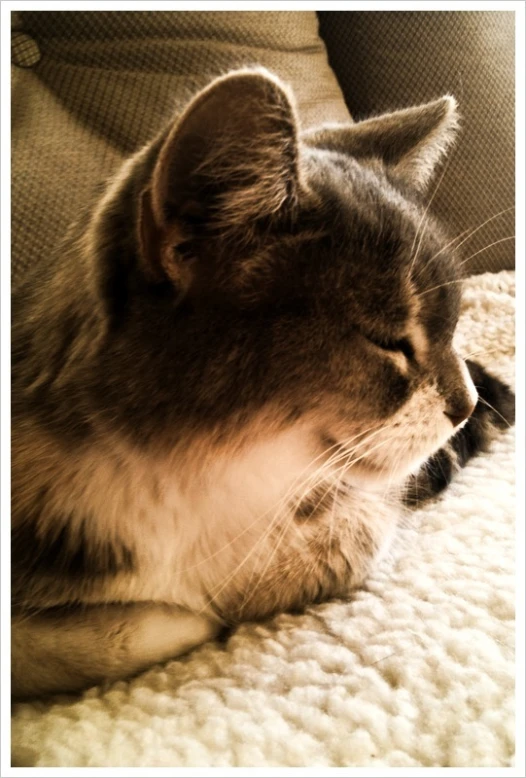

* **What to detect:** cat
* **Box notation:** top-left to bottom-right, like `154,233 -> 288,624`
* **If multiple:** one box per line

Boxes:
11,68 -> 514,698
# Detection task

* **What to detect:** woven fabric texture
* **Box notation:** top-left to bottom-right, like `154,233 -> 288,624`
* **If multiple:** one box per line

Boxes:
318,11 -> 515,275
12,11 -> 350,287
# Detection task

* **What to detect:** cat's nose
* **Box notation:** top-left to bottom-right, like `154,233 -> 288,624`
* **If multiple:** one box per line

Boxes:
444,400 -> 476,427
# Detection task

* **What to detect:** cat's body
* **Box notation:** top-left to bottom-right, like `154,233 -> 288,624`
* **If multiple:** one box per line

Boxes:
12,69 -> 514,698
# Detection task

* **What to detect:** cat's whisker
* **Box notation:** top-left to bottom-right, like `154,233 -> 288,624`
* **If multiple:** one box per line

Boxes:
425,206 -> 515,265
238,507 -> 300,614
417,277 -> 466,298
201,504 -> 286,615
285,425 -> 393,512
235,444 -> 367,612
475,394 -> 514,429
457,235 -> 515,267
460,347 -> 508,361
279,438 -> 372,525
409,151 -> 454,277
330,430 -> 402,478
326,450 -> 352,568
236,520 -> 292,613
383,441 -> 412,509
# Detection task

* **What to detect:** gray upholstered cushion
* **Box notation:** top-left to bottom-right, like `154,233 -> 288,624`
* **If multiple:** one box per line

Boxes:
12,11 -> 350,287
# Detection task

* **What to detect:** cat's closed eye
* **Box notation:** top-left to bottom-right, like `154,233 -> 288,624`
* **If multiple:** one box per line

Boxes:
368,336 -> 415,361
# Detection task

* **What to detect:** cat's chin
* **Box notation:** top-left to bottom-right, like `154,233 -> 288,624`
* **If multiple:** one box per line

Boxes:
344,449 -> 441,490
343,460 -> 408,490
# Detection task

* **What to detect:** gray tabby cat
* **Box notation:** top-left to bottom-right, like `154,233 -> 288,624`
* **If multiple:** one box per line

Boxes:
12,69 -> 514,697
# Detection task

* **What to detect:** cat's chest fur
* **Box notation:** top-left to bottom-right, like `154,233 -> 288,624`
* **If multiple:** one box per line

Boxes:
15,421 -> 347,611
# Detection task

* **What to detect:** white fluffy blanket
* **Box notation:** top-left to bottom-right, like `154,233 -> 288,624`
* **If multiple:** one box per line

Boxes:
11,271 -> 515,768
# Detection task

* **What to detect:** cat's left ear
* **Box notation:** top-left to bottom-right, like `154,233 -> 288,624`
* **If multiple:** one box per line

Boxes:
302,97 -> 459,192
138,69 -> 302,289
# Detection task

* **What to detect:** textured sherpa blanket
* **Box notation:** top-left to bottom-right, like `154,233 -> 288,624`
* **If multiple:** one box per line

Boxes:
11,271 -> 516,769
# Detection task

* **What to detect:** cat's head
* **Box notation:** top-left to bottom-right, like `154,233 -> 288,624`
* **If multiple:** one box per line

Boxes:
93,69 -> 477,484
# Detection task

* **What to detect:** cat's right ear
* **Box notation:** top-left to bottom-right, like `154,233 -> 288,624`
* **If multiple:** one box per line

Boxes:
138,69 -> 302,291
302,97 -> 459,193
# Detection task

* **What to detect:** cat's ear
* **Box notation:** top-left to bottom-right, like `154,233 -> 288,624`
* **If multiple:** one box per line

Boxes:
302,97 -> 459,192
138,69 -> 301,287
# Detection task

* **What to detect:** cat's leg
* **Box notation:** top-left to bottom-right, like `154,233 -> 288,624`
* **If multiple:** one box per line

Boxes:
405,360 -> 515,505
11,603 -> 220,698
